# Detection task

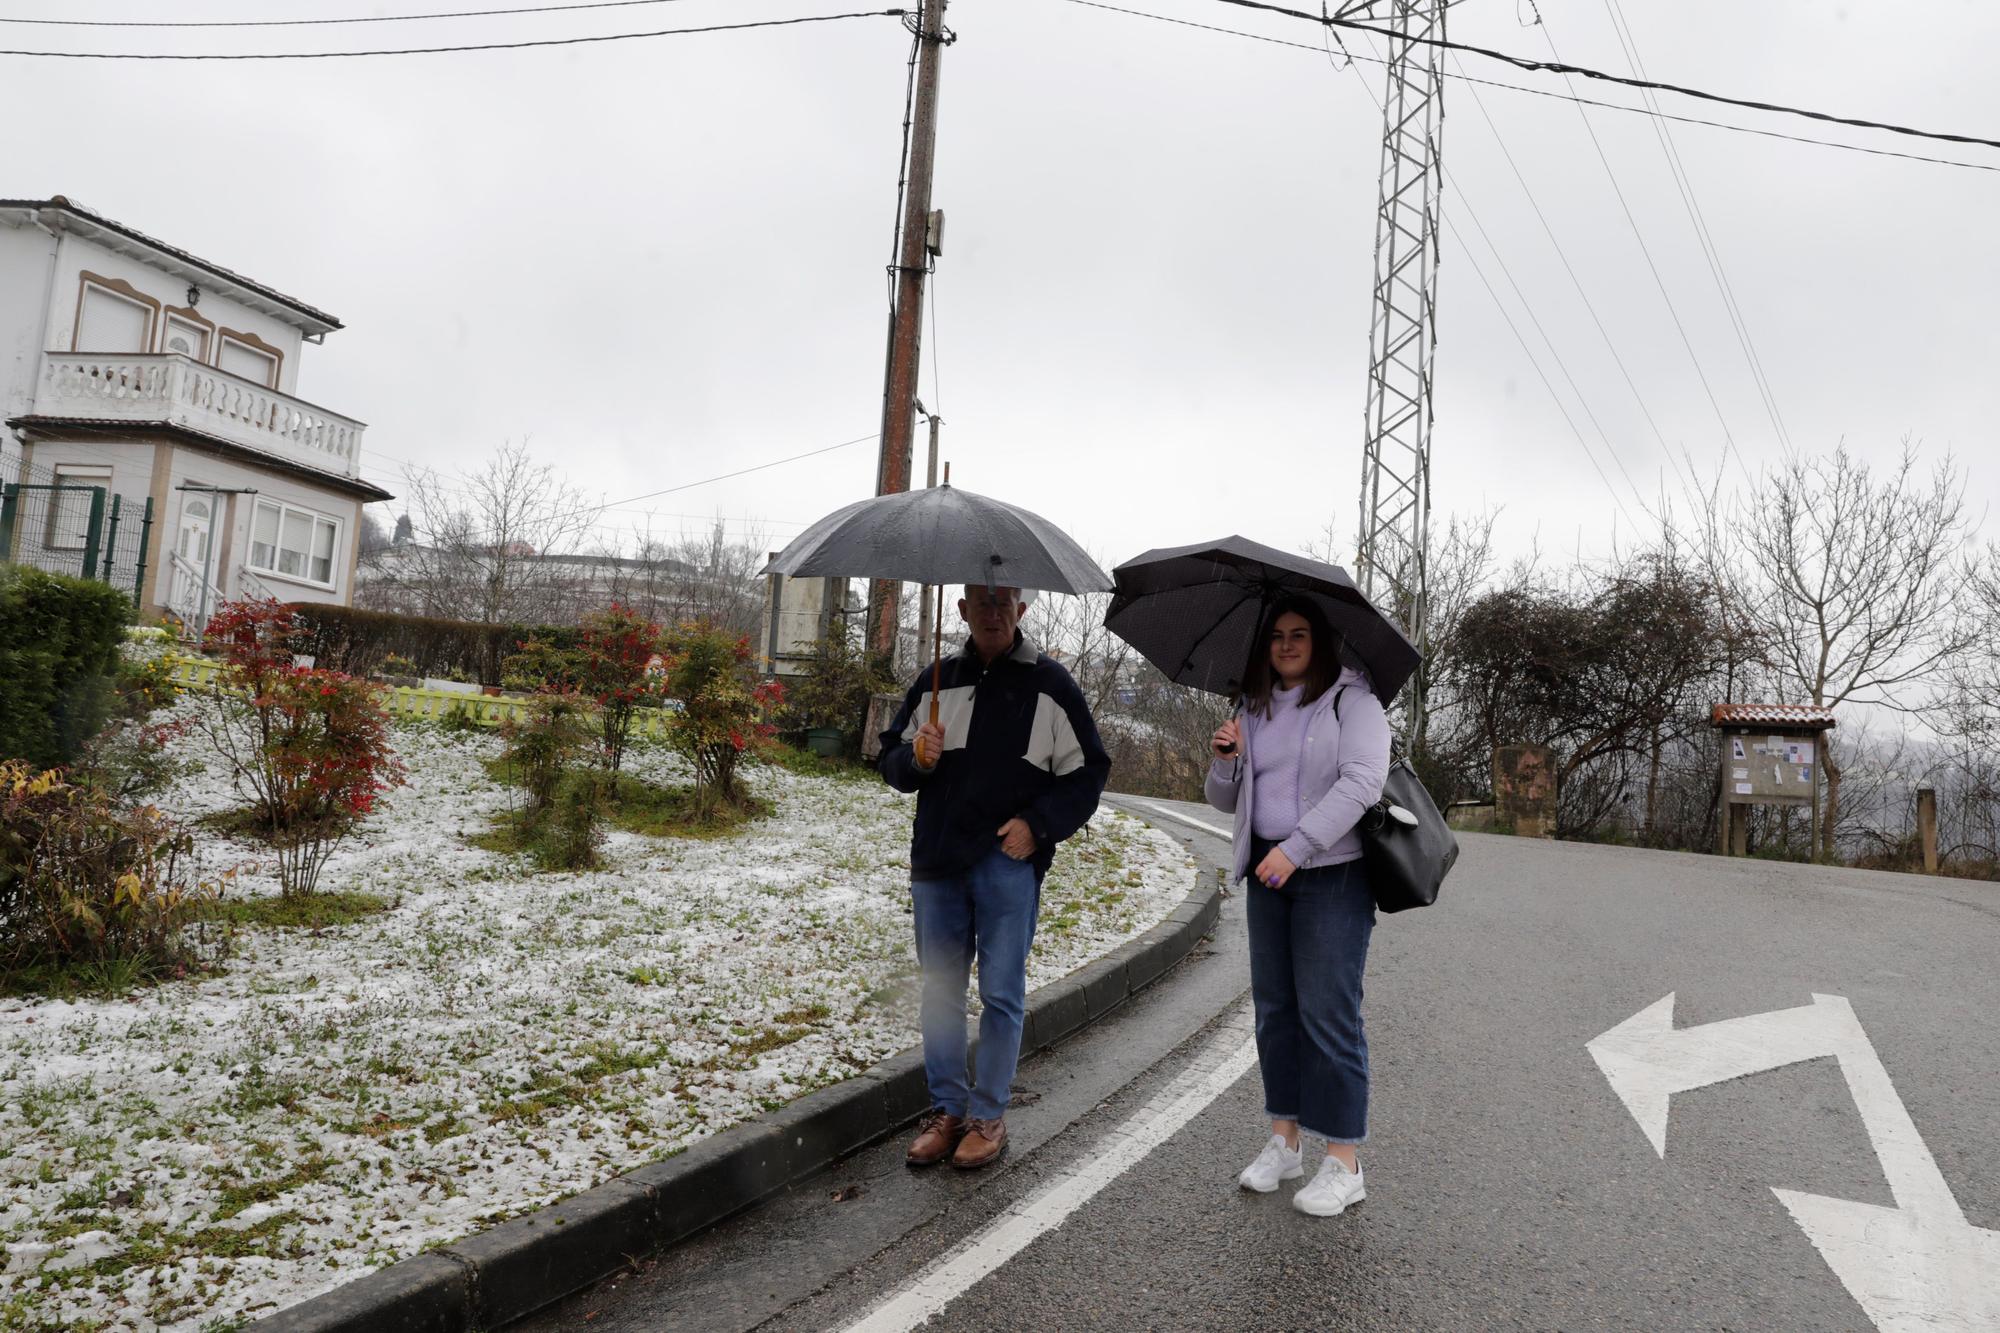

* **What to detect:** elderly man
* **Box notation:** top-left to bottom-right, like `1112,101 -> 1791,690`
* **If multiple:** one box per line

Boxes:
879,583 -> 1112,1169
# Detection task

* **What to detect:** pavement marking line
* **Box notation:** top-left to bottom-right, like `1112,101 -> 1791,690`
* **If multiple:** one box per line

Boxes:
1139,801 -> 1234,842
840,1008 -> 1258,1333
1591,992 -> 2000,1331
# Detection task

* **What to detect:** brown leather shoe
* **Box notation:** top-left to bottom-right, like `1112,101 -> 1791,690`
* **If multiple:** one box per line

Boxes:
905,1110 -> 966,1167
951,1117 -> 1007,1169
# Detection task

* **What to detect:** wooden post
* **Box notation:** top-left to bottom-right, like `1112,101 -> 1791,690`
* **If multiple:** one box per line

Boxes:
866,0 -> 949,668
1717,729 -> 1733,856
1916,783 -> 1939,873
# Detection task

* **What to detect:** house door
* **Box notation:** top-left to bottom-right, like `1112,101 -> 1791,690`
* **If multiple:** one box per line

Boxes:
177,495 -> 212,569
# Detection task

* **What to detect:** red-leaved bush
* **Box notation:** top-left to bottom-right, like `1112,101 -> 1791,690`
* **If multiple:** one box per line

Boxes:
659,623 -> 784,812
201,600 -> 406,896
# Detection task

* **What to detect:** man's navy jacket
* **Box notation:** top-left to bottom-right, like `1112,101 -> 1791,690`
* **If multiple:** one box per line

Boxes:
879,630 -> 1112,883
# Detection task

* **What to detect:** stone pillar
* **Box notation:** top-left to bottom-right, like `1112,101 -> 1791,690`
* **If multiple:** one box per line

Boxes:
860,692 -> 905,764
1916,783 -> 1938,873
1492,743 -> 1558,838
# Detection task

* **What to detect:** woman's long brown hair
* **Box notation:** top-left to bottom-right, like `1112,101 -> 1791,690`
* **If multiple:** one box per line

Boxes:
1239,595 -> 1344,720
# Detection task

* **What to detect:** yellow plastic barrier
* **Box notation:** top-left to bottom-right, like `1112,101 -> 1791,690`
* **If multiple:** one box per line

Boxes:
162,656 -> 676,737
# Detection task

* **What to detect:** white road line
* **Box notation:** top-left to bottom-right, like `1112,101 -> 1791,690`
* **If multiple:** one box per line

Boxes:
840,1009 -> 1259,1333
1139,801 -> 1234,842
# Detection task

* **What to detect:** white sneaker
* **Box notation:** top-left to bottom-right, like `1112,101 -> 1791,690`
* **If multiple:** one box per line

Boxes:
1237,1134 -> 1304,1193
1292,1155 -> 1366,1216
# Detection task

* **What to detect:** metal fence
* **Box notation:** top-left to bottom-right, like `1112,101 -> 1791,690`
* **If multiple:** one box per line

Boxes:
0,451 -> 154,603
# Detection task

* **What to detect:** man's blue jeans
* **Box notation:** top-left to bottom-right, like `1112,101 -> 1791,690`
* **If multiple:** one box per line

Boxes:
1245,851 -> 1376,1144
911,846 -> 1040,1121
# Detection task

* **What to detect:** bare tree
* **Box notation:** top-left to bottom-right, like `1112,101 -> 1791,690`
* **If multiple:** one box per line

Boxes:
1737,442 -> 1975,859
1023,584 -> 1132,719
362,441 -> 602,624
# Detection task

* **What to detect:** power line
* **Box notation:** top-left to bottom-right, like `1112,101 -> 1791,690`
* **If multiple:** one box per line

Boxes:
398,431 -> 878,545
1594,0 -> 1793,455
1203,0 -> 2000,152
0,9 -> 905,59
1498,8 -> 1755,490
1,0 -> 701,28
1443,50 -> 1661,521
1333,26 -> 1644,533
1053,0 -> 2000,174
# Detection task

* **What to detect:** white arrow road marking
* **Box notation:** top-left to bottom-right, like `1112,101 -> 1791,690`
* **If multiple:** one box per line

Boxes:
841,1007 -> 1258,1332
1774,1191 -> 2000,1332
1590,992 -> 1999,1331
1139,801 -> 1234,842
1587,992 -> 1856,1158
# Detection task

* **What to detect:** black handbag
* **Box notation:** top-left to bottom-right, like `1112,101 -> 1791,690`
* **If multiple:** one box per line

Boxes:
1335,689 -> 1458,913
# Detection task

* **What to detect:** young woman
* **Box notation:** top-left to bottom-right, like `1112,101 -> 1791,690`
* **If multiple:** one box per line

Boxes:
1204,595 -> 1391,1216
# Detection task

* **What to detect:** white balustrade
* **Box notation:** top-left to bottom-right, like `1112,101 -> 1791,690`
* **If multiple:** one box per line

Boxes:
167,549 -> 225,636
34,353 -> 366,477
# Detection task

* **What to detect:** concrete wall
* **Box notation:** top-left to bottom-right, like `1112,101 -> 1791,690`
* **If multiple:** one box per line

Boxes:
165,444 -> 361,609
0,218 -> 58,456
19,434 -> 361,613
46,233 -> 306,394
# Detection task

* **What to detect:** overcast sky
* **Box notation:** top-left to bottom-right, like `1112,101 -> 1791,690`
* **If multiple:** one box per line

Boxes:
9,0 -> 1997,575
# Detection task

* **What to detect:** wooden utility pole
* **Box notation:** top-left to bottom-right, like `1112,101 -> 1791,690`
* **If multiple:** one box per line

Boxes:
866,0 -> 948,668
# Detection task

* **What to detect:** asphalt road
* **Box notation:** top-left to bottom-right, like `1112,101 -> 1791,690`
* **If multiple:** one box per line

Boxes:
517,796 -> 2000,1332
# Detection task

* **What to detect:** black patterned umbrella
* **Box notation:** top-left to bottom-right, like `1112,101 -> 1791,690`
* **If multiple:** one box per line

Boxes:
1103,535 -> 1419,705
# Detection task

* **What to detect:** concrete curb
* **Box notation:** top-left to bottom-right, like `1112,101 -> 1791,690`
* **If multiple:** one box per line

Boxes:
258,869 -> 1223,1331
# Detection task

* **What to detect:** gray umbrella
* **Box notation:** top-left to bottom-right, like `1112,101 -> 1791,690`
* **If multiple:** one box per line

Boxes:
762,478 -> 1110,760
760,480 -> 1111,595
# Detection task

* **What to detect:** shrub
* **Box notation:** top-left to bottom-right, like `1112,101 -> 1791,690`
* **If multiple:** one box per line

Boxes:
785,631 -> 890,734
75,651 -> 192,798
661,623 -> 784,813
288,602 -> 579,686
0,565 -> 131,769
541,768 -> 606,870
505,604 -> 666,771
499,690 -> 591,817
199,600 -> 406,897
0,761 -> 225,986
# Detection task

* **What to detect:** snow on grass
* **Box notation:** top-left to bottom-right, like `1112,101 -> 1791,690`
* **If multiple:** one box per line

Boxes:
0,713 -> 1195,1332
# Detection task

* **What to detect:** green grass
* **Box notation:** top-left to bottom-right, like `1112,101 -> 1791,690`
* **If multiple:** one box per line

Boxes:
197,805 -> 279,844
754,742 -> 876,782
601,773 -> 770,839
211,1157 -> 332,1220
210,891 -> 395,930
481,1040 -> 673,1125
0,953 -> 203,1001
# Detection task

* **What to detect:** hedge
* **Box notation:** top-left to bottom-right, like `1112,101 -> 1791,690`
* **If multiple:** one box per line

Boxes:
286,603 -> 580,685
0,566 -> 131,768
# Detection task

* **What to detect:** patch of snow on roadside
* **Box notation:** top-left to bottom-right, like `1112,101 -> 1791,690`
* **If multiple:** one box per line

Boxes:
0,718 -> 1195,1331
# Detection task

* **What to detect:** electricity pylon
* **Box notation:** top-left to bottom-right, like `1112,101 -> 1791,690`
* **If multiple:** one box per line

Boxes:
1350,0 -> 1447,748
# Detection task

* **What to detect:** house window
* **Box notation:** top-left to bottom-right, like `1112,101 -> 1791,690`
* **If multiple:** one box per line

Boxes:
218,335 -> 278,388
249,499 -> 342,588
45,464 -> 114,549
163,315 -> 210,361
75,283 -> 154,353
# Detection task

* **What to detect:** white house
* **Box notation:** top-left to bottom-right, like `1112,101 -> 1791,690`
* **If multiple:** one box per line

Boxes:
0,195 -> 390,627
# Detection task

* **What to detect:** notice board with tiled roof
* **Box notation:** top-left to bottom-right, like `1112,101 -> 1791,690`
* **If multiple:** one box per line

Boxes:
1709,702 -> 1837,854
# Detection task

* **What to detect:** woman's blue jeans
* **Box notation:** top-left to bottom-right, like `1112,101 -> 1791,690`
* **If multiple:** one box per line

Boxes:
911,846 -> 1040,1121
1245,848 -> 1376,1144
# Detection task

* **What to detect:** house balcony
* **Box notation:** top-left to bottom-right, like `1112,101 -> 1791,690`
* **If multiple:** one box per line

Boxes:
28,352 -> 366,479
